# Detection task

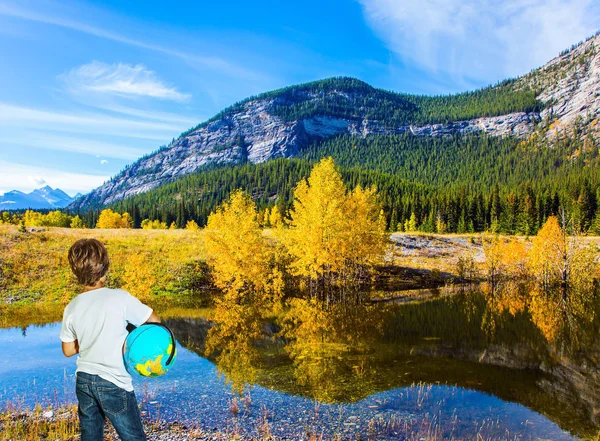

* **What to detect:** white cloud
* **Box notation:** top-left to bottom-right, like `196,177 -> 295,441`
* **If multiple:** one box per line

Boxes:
359,0 -> 600,85
0,160 -> 108,196
100,159 -> 108,165
63,61 -> 190,101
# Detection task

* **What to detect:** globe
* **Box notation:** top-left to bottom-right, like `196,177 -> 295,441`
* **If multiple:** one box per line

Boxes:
123,323 -> 177,377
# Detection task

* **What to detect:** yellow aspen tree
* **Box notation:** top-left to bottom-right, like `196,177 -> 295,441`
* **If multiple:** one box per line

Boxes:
280,157 -> 387,301
268,206 -> 283,228
407,212 -> 418,232
481,233 -> 504,286
343,185 -> 387,274
204,190 -> 283,299
185,219 -> 200,230
436,215 -> 447,234
282,157 -> 348,281
24,210 -> 43,227
528,216 -> 566,288
120,212 -> 133,228
141,219 -> 167,229
70,215 -> 85,229
97,209 -> 126,229
499,238 -> 528,278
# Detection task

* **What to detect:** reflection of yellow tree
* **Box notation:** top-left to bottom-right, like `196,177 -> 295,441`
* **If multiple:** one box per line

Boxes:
205,293 -> 262,394
203,191 -> 284,393
484,280 -> 527,316
280,298 -> 386,401
480,281 -> 528,339
529,286 -> 564,343
526,216 -> 599,342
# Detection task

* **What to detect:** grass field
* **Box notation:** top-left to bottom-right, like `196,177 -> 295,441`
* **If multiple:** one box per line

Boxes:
2,224 -> 599,307
0,225 -> 208,305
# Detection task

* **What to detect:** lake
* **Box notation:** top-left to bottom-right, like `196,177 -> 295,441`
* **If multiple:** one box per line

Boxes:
1,287 -> 598,440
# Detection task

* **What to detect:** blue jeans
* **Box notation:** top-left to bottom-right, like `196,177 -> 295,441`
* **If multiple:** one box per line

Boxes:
75,372 -> 146,441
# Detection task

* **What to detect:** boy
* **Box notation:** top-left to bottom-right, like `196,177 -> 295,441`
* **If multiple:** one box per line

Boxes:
61,238 -> 160,441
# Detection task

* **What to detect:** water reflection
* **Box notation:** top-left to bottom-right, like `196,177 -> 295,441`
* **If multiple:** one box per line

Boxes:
1,285 -> 598,439
188,284 -> 600,438
481,279 -> 599,350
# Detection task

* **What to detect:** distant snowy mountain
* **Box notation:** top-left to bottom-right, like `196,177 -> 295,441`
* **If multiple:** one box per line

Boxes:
0,186 -> 75,210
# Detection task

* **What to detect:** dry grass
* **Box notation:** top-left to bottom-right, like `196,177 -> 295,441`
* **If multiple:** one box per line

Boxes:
0,404 -> 79,441
0,225 -> 206,305
389,231 -> 600,278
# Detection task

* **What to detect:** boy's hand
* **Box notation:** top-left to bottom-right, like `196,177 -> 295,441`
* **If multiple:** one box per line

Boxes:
62,339 -> 79,357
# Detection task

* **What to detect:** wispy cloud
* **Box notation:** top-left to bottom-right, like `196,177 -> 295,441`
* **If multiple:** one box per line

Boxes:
0,1 -> 269,82
3,130 -> 148,160
82,103 -> 200,125
359,0 -> 600,85
62,61 -> 190,101
100,159 -> 108,165
0,160 -> 108,196
0,103 -> 184,141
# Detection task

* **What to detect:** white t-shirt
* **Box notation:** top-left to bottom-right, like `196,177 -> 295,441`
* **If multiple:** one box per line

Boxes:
60,287 -> 153,391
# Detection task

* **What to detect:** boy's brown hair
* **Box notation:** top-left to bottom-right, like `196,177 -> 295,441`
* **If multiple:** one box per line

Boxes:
68,239 -> 109,286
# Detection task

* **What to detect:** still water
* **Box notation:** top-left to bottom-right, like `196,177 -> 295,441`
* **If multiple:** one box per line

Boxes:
0,288 -> 598,440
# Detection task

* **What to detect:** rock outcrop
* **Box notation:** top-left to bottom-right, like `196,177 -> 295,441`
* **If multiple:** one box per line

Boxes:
72,34 -> 600,208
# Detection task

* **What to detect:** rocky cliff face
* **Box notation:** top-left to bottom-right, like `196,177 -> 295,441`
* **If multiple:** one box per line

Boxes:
73,34 -> 600,208
520,32 -> 600,139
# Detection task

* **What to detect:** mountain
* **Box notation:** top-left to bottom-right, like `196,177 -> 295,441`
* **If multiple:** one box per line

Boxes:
72,33 -> 600,210
0,186 -> 75,210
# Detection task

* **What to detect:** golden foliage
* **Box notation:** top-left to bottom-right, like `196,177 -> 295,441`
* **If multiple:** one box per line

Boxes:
268,206 -> 283,228
69,215 -> 85,229
185,219 -> 200,230
279,157 -> 386,296
404,212 -> 418,233
96,209 -> 132,229
482,234 -> 528,283
141,219 -> 167,229
527,216 -> 597,290
204,190 -> 283,300
23,210 -> 72,228
120,251 -> 158,301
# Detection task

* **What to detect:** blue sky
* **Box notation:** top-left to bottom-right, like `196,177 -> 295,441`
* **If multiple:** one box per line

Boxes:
0,0 -> 598,196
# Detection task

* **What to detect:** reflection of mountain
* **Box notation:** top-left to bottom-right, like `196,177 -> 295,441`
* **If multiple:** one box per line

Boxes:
165,292 -> 600,439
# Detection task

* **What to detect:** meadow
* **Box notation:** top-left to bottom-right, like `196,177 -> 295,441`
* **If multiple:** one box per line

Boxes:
0,225 -> 208,304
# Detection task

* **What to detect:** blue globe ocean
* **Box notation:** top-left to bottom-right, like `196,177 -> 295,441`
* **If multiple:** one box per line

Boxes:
123,323 -> 177,377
